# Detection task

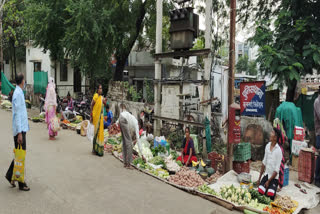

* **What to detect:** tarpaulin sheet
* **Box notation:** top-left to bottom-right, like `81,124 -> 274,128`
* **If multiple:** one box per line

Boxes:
1,72 -> 15,95
295,93 -> 318,131
34,71 -> 48,94
209,170 -> 320,214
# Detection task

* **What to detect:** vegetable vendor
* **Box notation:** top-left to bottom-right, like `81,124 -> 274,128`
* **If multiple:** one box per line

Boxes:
118,104 -> 144,169
103,99 -> 113,129
138,119 -> 144,136
257,128 -> 283,200
176,127 -> 197,166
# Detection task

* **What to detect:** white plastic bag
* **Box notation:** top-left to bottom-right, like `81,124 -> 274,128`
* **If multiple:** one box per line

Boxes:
51,117 -> 60,132
87,123 -> 94,143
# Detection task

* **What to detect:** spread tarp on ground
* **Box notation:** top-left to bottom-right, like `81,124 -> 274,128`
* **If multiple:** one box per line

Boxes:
1,72 -> 15,95
209,170 -> 320,214
295,93 -> 318,131
34,71 -> 48,94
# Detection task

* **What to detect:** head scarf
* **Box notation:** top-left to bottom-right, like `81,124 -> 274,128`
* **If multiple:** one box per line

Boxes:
45,77 -> 57,110
273,118 -> 287,145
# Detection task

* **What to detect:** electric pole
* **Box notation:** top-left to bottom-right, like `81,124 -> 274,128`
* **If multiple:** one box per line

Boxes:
228,0 -> 236,106
154,0 -> 163,136
227,0 -> 236,172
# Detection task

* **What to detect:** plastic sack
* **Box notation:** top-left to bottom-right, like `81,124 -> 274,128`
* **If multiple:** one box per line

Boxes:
81,120 -> 89,136
190,134 -> 199,154
292,140 -> 308,156
12,145 -> 26,183
51,116 -> 60,132
134,137 -> 153,161
87,123 -> 94,143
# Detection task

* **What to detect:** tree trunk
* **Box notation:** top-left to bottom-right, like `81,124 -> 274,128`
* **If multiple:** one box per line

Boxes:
286,79 -> 297,102
13,45 -> 16,79
113,1 -> 147,81
54,60 -> 57,85
113,56 -> 126,81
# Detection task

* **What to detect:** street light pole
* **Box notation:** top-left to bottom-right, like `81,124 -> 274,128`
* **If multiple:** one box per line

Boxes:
154,0 -> 163,136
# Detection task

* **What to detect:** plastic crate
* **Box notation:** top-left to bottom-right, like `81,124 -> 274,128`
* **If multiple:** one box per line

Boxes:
233,142 -> 251,161
283,167 -> 289,187
233,161 -> 250,174
298,149 -> 315,184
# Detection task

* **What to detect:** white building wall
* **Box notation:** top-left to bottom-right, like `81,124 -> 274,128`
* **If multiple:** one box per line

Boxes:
25,44 -> 52,85
25,43 -> 86,97
3,61 -> 26,81
212,65 -> 229,123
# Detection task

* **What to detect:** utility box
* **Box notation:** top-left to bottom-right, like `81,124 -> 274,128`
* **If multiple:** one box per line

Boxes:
169,7 -> 199,51
228,103 -> 241,144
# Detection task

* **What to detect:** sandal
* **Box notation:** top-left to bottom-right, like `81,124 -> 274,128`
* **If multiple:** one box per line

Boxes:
300,189 -> 307,194
295,183 -> 301,188
10,181 -> 16,188
19,186 -> 30,191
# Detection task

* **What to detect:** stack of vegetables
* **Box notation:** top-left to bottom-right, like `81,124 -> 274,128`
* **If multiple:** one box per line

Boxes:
1,100 -> 12,109
168,167 -> 206,188
151,145 -> 166,156
205,171 -> 221,184
219,185 -> 267,210
149,156 -> 166,168
271,196 -> 297,213
109,123 -> 120,136
133,157 -> 170,179
105,144 -> 113,153
164,155 -> 180,172
198,184 -> 217,195
112,144 -> 122,153
133,138 -> 153,162
249,189 -> 273,205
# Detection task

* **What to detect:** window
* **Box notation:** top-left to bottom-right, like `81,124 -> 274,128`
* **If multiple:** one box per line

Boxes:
34,62 -> 41,72
60,59 -> 68,81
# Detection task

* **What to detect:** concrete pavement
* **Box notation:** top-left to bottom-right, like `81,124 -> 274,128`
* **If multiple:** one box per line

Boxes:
0,109 -> 237,214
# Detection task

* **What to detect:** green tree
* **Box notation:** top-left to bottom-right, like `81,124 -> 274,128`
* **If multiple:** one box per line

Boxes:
238,0 -> 320,101
2,0 -> 26,80
236,55 -> 257,76
26,0 -> 173,85
25,0 -> 68,84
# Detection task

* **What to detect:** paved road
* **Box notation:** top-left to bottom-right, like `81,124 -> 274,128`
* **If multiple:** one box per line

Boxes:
0,109 -> 237,214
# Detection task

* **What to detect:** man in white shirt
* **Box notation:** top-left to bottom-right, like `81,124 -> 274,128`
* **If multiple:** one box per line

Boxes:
258,128 -> 283,200
118,104 -> 143,169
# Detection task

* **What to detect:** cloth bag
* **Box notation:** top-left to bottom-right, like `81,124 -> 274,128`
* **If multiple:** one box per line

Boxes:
51,116 -> 60,132
87,123 -> 94,143
12,145 -> 26,183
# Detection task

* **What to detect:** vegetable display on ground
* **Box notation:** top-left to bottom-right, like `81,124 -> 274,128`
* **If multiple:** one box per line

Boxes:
249,189 -> 273,205
168,167 -> 206,188
198,184 -> 216,195
205,171 -> 221,184
149,156 -> 166,168
164,155 -> 180,172
273,196 -> 297,212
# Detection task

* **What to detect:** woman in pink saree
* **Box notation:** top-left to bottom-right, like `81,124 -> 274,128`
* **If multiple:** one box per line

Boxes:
45,78 -> 58,140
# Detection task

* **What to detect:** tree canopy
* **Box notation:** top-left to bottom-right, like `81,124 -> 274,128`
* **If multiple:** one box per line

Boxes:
236,55 -> 257,76
238,0 -> 320,101
2,0 -> 26,79
24,0 -> 173,85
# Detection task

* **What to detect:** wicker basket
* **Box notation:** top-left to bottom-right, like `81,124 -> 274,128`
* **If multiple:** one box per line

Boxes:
233,142 -> 251,161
